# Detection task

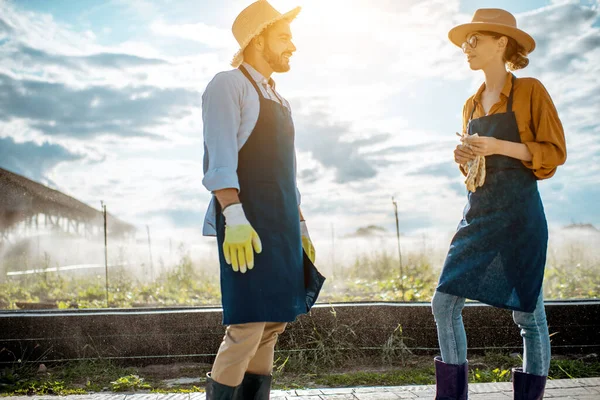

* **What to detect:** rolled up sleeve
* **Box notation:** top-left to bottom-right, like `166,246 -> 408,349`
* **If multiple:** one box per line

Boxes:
202,72 -> 242,192
522,80 -> 567,180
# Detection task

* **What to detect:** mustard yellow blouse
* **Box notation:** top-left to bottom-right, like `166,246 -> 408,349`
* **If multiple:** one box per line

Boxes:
461,74 -> 567,180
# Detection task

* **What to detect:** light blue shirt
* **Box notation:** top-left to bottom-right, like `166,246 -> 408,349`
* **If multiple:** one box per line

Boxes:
202,63 -> 301,236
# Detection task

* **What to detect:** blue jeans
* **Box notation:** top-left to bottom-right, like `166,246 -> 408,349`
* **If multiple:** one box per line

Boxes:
431,289 -> 551,376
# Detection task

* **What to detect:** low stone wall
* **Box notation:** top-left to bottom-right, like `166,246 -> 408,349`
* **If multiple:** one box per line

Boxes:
1,301 -> 598,365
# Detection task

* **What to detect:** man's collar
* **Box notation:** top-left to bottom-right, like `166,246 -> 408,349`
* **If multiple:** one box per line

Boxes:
242,62 -> 276,88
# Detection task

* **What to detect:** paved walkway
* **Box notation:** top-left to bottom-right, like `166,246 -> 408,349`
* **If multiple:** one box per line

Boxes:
8,378 -> 600,399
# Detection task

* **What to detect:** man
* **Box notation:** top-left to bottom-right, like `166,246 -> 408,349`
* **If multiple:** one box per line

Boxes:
201,1 -> 324,398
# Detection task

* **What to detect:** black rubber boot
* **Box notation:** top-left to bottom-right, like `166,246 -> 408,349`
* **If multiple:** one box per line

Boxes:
512,368 -> 547,400
234,372 -> 272,400
206,373 -> 239,400
434,356 -> 469,400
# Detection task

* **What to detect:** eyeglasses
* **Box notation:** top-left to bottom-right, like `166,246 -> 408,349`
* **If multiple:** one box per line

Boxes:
461,32 -> 501,53
461,35 -> 479,53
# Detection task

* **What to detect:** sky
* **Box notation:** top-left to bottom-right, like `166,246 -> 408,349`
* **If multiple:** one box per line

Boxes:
1,0 -> 599,266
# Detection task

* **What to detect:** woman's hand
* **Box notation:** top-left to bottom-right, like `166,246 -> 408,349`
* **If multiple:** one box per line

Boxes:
463,135 -> 501,156
454,144 -> 476,165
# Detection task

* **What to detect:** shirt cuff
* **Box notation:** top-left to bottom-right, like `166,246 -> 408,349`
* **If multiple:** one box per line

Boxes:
523,142 -> 543,170
202,167 -> 240,192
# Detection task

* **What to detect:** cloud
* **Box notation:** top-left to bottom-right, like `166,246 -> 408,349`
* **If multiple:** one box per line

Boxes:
142,209 -> 205,228
1,0 -> 599,250
298,167 -> 320,184
518,2 -> 600,137
449,182 -> 467,197
0,73 -> 200,139
409,161 -> 460,179
0,16 -> 13,35
0,136 -> 83,182
364,142 -> 450,157
294,112 -> 381,183
14,44 -> 167,70
544,184 -> 600,225
150,21 -> 233,49
0,2 -> 100,56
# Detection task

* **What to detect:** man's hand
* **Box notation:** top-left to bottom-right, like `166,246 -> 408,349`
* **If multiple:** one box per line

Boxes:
300,221 -> 316,264
462,135 -> 501,157
454,144 -> 477,165
222,204 -> 262,273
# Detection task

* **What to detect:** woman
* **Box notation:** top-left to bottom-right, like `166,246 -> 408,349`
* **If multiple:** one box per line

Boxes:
432,9 -> 567,400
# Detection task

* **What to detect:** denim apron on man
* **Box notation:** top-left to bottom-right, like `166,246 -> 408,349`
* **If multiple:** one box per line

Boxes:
215,65 -> 324,325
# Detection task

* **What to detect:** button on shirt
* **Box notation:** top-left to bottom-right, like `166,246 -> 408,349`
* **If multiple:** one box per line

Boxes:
201,63 -> 301,236
461,75 -> 567,179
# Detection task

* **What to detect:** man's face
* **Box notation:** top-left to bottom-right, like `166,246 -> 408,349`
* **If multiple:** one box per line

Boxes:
261,19 -> 296,73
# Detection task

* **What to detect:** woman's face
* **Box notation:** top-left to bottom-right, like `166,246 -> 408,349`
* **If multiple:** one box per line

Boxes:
462,32 -> 505,71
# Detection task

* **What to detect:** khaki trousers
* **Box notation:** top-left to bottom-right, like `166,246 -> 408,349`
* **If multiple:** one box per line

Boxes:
210,322 -> 287,386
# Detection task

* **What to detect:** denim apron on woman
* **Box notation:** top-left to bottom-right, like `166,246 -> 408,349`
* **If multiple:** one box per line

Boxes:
437,75 -> 548,313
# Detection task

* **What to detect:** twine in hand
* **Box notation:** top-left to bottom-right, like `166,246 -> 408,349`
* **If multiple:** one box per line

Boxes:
457,132 -> 486,193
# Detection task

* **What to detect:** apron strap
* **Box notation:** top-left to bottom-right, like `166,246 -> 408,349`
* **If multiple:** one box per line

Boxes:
506,74 -> 516,113
469,101 -> 477,121
271,86 -> 286,106
239,65 -> 264,99
239,65 -> 286,107
468,73 -> 517,123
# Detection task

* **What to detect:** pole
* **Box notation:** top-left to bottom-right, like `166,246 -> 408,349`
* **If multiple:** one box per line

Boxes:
101,201 -> 109,308
392,197 -> 405,301
330,223 -> 335,278
146,225 -> 154,281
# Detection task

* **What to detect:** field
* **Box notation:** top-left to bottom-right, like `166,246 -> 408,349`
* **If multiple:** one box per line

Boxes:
1,227 -> 598,309
1,228 -> 599,394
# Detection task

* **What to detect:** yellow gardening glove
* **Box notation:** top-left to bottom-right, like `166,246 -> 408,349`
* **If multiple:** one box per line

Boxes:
300,220 -> 316,264
222,204 -> 262,273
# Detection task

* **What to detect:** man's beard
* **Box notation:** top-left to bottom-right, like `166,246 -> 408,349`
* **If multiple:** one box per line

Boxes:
263,43 -> 290,73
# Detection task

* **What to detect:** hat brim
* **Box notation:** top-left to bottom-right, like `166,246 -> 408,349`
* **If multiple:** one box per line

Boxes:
231,6 -> 301,68
448,22 -> 535,54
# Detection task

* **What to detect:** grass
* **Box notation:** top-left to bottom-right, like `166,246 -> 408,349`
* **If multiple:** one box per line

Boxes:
0,380 -> 88,396
549,357 -> 600,379
274,306 -> 360,374
0,359 -> 137,394
0,253 -> 222,309
0,353 -> 599,395
2,244 -> 598,310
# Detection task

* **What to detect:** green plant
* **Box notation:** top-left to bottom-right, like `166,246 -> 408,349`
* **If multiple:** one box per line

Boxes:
111,375 -> 151,392
549,358 -> 600,379
275,306 -> 360,374
470,367 -> 511,383
9,380 -> 86,396
382,324 -> 413,366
